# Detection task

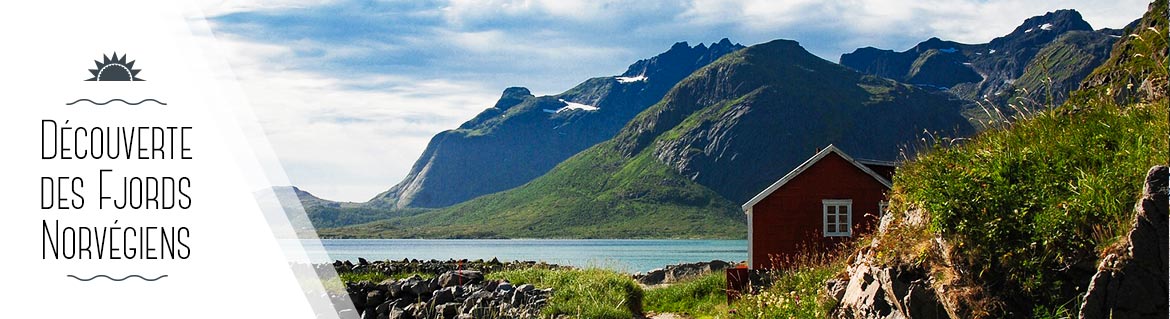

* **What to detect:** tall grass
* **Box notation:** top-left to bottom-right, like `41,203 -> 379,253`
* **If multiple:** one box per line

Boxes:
892,98 -> 1168,312
643,272 -> 729,317
487,268 -> 643,319
729,247 -> 844,318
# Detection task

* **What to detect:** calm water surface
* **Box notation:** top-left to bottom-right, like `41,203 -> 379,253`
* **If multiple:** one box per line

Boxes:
315,239 -> 746,273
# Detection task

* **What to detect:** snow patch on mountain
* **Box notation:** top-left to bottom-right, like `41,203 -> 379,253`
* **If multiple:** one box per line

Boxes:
615,75 -> 647,83
556,99 -> 599,113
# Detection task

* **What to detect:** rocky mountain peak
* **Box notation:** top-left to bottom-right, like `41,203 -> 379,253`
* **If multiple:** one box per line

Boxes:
620,39 -> 745,78
1007,9 -> 1093,36
494,87 -> 533,110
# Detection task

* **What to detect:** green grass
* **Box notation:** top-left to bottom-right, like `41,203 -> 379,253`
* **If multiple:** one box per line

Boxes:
892,97 -> 1168,312
729,265 -> 840,318
488,268 -> 644,319
644,272 -> 729,317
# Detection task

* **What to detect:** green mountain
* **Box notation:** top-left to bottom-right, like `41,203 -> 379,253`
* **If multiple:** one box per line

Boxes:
323,39 -> 974,239
368,40 -> 743,209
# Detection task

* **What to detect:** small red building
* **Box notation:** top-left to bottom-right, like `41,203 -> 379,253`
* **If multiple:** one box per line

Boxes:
742,145 -> 895,269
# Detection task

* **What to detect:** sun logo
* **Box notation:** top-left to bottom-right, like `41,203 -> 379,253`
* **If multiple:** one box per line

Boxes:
86,52 -> 144,81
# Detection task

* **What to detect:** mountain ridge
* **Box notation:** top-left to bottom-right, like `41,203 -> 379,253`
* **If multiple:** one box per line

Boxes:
323,39 -> 974,238
841,9 -> 1123,108
368,39 -> 744,209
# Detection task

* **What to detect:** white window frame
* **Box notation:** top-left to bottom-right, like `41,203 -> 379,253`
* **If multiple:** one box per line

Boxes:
878,201 -> 889,217
823,199 -> 852,237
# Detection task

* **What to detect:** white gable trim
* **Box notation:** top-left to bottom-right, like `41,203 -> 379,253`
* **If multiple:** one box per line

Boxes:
741,144 -> 893,211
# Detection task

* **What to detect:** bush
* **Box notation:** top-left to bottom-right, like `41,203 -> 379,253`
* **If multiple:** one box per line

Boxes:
893,99 -> 1168,311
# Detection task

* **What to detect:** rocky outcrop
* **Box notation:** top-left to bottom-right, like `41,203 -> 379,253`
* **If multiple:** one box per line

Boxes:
347,271 -> 553,319
334,258 -> 565,277
634,260 -> 732,285
833,258 -> 948,319
831,208 -> 952,319
1079,166 -> 1169,319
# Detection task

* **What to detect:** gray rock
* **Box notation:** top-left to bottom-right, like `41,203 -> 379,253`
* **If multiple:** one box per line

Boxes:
360,307 -> 377,319
436,302 -> 461,319
407,277 -> 439,299
432,288 -> 455,305
367,290 -> 386,308
639,268 -> 667,285
636,260 -> 732,285
826,278 -> 848,302
387,307 -> 412,319
834,260 -> 948,319
496,282 -> 513,292
376,300 -> 391,315
350,291 -> 368,310
438,270 -> 485,287
1079,166 -> 1168,319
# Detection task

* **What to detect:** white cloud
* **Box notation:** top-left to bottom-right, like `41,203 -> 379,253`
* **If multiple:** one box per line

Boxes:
204,0 -> 1152,202
214,35 -> 497,202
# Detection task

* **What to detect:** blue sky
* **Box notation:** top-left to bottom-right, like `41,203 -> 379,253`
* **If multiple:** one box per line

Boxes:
202,0 -> 1150,202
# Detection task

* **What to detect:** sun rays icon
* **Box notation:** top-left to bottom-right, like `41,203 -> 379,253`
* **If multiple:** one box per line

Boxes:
86,52 -> 144,81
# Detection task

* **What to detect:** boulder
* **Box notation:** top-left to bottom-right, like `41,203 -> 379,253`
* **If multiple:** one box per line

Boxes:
432,288 -> 455,305
436,302 -> 461,319
1079,166 -> 1169,319
367,290 -> 386,308
833,257 -> 948,319
438,270 -> 485,287
638,268 -> 666,285
636,260 -> 731,285
387,307 -> 412,319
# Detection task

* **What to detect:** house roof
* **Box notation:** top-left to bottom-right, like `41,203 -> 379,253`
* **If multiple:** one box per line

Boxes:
741,144 -> 893,211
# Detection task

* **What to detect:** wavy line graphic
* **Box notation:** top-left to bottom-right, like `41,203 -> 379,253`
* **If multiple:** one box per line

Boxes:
67,274 -> 168,282
65,98 -> 167,106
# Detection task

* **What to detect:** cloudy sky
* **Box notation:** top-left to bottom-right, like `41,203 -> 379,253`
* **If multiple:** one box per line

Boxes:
200,0 -> 1151,202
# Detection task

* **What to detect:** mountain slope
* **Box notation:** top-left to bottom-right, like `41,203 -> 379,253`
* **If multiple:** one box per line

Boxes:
324,39 -> 975,238
368,40 -> 744,209
832,2 -> 1167,317
841,9 -> 1121,107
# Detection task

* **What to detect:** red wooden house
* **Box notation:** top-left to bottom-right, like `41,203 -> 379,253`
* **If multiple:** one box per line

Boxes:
741,144 -> 895,269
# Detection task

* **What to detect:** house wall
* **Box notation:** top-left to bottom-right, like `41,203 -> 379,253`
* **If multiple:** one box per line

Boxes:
749,152 -> 888,269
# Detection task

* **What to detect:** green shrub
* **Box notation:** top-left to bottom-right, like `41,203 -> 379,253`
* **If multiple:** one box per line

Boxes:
893,99 -> 1168,311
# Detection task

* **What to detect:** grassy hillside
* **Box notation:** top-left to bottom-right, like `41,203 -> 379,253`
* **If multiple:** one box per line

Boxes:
1009,30 -> 1118,106
322,144 -> 745,238
893,98 -> 1166,314
876,3 -> 1168,315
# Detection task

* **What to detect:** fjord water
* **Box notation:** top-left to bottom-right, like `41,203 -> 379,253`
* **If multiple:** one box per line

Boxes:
315,239 -> 747,273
